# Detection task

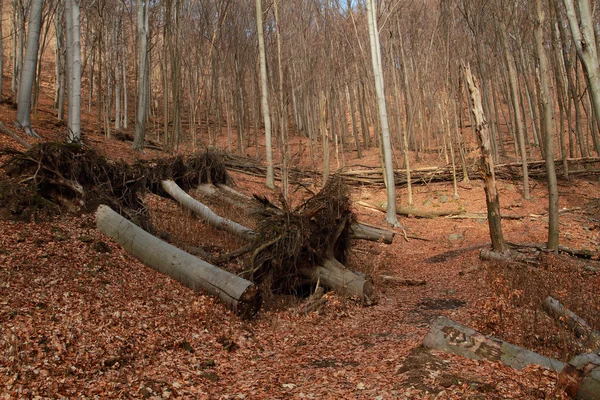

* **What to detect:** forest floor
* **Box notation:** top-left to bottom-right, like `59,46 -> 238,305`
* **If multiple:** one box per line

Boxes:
1,91 -> 600,399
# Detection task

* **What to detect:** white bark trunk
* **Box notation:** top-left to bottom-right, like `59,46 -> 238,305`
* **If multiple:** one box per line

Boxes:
366,0 -> 399,227
65,0 -> 81,143
161,180 -> 256,242
256,0 -> 275,189
133,0 -> 149,150
96,205 -> 261,318
15,0 -> 42,137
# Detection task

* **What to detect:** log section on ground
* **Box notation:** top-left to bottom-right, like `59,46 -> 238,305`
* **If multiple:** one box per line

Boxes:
543,296 -> 600,350
423,316 -> 565,372
303,257 -> 374,304
357,201 -> 465,218
222,152 -> 600,186
161,180 -> 255,241
349,221 -> 394,244
558,353 -> 600,400
96,205 -> 261,318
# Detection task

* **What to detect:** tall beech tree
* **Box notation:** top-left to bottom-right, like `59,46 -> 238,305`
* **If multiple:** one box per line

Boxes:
15,0 -> 43,137
133,0 -> 149,150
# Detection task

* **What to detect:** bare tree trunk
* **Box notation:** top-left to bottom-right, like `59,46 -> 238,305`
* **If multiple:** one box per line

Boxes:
133,0 -> 149,150
501,24 -> 530,200
0,0 -> 3,101
463,62 -> 507,253
96,205 -> 261,319
256,0 -> 275,189
562,0 -> 600,149
273,0 -> 288,200
320,92 -> 330,186
15,0 -> 42,138
65,0 -> 81,144
534,0 -> 559,251
366,0 -> 399,227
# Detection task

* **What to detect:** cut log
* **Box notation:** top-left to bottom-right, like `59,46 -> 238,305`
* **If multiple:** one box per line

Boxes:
542,296 -> 600,349
423,316 -> 565,372
96,205 -> 261,318
302,257 -> 374,305
558,353 -> 600,400
162,180 -> 256,241
350,222 -> 394,244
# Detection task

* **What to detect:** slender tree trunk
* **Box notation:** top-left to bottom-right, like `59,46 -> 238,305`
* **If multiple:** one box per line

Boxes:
562,0 -> 600,152
501,24 -> 530,200
65,0 -> 81,143
0,0 -> 3,101
133,0 -> 149,150
320,92 -> 330,186
15,0 -> 43,137
535,0 -> 559,251
256,0 -> 274,189
463,62 -> 507,253
273,0 -> 288,200
54,3 -> 65,120
366,0 -> 399,227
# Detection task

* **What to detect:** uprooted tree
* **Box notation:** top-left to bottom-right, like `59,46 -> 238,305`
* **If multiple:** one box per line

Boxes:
0,142 -> 378,315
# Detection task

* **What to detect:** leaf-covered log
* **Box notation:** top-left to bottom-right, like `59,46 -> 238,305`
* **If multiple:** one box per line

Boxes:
423,316 -> 565,372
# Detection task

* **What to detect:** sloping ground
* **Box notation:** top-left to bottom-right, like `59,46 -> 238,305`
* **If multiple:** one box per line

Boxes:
1,160 -> 599,398
1,98 -> 599,398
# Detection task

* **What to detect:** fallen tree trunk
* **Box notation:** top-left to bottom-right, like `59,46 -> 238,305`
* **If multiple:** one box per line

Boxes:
167,181 -> 374,301
350,222 -> 394,244
96,205 -> 261,318
423,316 -> 565,372
198,183 -> 392,244
543,296 -> 600,349
558,353 -> 600,400
357,201 -> 465,218
302,257 -> 374,305
162,180 -> 255,241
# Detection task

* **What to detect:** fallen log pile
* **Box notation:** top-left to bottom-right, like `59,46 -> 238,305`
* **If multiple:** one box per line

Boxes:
165,178 -> 374,303
221,153 -> 600,187
0,143 -> 380,314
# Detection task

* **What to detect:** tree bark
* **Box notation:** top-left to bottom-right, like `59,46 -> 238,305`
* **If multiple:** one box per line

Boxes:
501,23 -> 530,199
161,180 -> 256,242
562,0 -> 600,149
133,0 -> 149,150
463,62 -> 507,252
366,0 -> 399,227
96,205 -> 261,318
255,0 -> 275,189
534,0 -> 559,251
542,296 -> 600,349
423,316 -> 566,372
65,0 -> 81,144
558,353 -> 600,400
15,0 -> 42,138
303,257 -> 374,305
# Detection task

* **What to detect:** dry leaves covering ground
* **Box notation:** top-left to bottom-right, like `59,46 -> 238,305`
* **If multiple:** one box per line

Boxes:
1,107 -> 599,399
